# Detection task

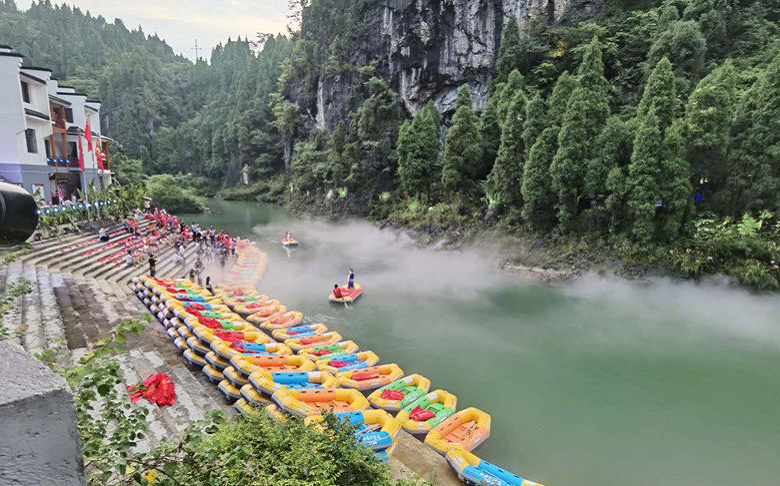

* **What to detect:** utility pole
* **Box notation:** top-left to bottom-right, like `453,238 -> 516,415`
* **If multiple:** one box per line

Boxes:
192,39 -> 202,61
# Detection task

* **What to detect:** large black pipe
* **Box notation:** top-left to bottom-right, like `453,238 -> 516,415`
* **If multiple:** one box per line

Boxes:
0,182 -> 39,246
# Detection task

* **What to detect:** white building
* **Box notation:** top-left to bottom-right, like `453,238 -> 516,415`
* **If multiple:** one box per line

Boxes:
0,44 -> 112,203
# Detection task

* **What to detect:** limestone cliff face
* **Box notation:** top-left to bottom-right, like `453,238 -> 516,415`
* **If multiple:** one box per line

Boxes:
296,0 -> 603,131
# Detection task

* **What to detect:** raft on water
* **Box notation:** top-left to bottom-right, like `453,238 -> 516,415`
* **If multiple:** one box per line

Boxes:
259,311 -> 304,331
281,237 -> 299,247
329,283 -> 362,304
271,323 -> 328,341
367,374 -> 432,413
246,305 -> 287,324
396,389 -> 457,436
233,299 -> 281,316
336,364 -> 404,392
445,449 -> 545,486
316,350 -> 379,373
230,354 -> 316,378
249,370 -> 338,397
424,407 -> 491,454
272,387 -> 370,418
298,340 -> 360,360
285,332 -> 343,353
211,340 -> 291,362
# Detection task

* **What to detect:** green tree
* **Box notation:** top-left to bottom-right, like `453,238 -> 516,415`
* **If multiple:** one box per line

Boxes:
441,86 -> 484,197
397,101 -> 441,201
585,116 -> 634,208
627,109 -> 663,242
521,126 -> 559,230
684,60 -> 737,208
637,57 -> 679,134
486,90 -> 527,210
646,20 -> 707,92
658,118 -> 692,239
496,16 -> 521,80
521,93 -> 546,160
550,37 -> 611,230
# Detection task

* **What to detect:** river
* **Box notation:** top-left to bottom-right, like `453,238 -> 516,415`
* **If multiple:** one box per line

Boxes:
182,199 -> 780,486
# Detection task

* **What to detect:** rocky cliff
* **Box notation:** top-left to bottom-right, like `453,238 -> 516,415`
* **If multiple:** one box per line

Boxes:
292,0 -> 603,131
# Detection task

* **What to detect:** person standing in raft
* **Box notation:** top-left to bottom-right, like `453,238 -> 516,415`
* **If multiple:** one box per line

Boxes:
347,268 -> 355,289
148,254 -> 157,277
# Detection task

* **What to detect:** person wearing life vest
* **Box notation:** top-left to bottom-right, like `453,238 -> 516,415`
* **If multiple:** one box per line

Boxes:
333,284 -> 343,299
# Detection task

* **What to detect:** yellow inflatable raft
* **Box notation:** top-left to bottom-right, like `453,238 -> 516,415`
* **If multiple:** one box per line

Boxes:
304,409 -> 401,451
185,336 -> 210,357
191,326 -> 271,347
239,383 -> 272,407
204,351 -> 230,371
396,390 -> 458,436
367,374 -> 432,412
271,322 -> 328,341
210,340 -> 291,362
336,364 -> 404,392
285,332 -> 343,352
316,350 -> 380,373
258,311 -> 304,331
298,340 -> 359,360
264,403 -> 290,423
234,398 -> 257,416
424,407 -> 491,454
217,379 -> 242,401
246,305 -> 287,324
233,299 -> 281,316
230,354 -> 316,378
272,388 -> 370,418
249,370 -> 338,397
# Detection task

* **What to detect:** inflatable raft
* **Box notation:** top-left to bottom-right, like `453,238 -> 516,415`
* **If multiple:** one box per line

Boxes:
211,340 -> 291,362
305,409 -> 400,451
336,364 -> 404,392
249,370 -> 338,397
367,374 -> 432,412
230,354 -> 316,378
234,398 -> 257,417
264,403 -> 290,423
285,332 -> 343,352
204,351 -> 230,371
202,364 -> 224,383
281,237 -> 299,247
246,305 -> 287,324
328,283 -> 362,304
316,350 -> 380,373
272,388 -> 370,418
298,340 -> 359,360
445,449 -> 545,486
239,383 -> 272,407
233,299 -> 281,316
258,311 -> 304,331
271,322 -> 328,341
217,379 -> 243,401
396,390 -> 457,436
424,407 -> 491,454
192,327 -> 272,348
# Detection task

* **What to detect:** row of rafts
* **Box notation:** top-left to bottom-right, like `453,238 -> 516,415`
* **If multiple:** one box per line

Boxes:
130,239 -> 545,486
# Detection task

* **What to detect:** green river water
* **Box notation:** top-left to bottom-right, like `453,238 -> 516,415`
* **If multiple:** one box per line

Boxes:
183,199 -> 780,486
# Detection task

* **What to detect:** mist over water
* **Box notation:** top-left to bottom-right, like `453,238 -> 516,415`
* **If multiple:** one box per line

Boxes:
184,200 -> 780,486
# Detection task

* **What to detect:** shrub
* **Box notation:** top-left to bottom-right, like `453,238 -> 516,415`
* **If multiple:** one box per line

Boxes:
145,174 -> 207,213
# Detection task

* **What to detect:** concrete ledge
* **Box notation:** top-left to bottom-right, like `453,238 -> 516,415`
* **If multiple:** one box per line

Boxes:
0,340 -> 84,486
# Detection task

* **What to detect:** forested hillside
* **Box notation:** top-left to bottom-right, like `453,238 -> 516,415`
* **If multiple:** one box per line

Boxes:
2,0 -> 780,288
0,0 -> 292,188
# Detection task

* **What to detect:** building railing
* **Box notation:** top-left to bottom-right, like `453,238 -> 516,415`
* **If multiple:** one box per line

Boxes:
46,157 -> 79,167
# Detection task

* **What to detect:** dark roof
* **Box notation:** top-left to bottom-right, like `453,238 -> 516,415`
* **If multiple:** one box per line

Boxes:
0,44 -> 11,49
20,71 -> 46,85
85,99 -> 102,104
48,94 -> 71,107
21,66 -> 52,73
0,51 -> 24,59
50,77 -> 58,81
58,91 -> 87,97
66,126 -> 80,135
58,85 -> 76,89
84,104 -> 99,112
25,108 -> 51,121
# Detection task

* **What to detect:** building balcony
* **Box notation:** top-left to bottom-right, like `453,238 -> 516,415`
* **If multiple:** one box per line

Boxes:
46,157 -> 79,168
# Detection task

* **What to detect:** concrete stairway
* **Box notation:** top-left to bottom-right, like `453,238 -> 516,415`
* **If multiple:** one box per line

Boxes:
2,234 -> 233,452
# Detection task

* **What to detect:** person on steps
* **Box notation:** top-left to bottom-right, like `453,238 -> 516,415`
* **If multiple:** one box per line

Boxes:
205,276 -> 214,295
148,254 -> 156,277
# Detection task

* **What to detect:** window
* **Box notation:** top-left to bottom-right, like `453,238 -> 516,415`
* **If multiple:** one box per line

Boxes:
20,81 -> 30,103
68,142 -> 78,159
25,129 -> 37,153
44,139 -> 52,158
64,108 -> 74,123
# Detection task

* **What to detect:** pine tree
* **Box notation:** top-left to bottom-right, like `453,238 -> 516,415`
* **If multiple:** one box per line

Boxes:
496,17 -> 521,81
480,89 -> 503,177
441,86 -> 484,197
486,90 -> 527,210
658,118 -> 692,239
684,60 -> 737,208
522,93 -> 546,160
627,109 -> 663,242
397,102 -> 441,202
521,127 -> 559,230
546,71 -> 576,127
550,37 -> 611,230
638,57 -> 679,134
585,116 -> 634,206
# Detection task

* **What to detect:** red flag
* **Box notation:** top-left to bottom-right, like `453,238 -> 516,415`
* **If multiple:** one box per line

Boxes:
84,119 -> 93,152
95,145 -> 104,170
77,134 -> 85,172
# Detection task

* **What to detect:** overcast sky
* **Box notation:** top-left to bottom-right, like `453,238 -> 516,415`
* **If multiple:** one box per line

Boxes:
16,0 -> 290,61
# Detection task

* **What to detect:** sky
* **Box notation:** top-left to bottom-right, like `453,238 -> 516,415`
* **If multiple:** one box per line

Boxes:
16,0 -> 290,61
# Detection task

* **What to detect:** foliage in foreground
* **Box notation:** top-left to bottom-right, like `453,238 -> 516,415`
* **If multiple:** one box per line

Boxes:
38,318 -> 426,486
144,174 -> 207,213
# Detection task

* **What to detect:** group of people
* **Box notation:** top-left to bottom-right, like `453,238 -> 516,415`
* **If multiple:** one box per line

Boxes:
332,268 -> 355,299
